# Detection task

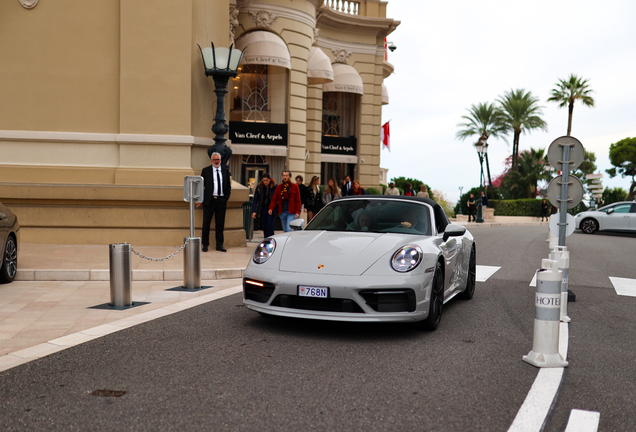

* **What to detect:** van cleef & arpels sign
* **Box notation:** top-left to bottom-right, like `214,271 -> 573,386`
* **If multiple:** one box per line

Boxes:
321,136 -> 357,156
229,122 -> 288,146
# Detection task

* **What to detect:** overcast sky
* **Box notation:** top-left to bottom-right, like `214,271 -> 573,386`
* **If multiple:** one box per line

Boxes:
381,0 -> 636,204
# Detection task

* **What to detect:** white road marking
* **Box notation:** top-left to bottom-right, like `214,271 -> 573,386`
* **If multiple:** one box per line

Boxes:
564,409 -> 600,432
476,265 -> 500,282
609,276 -> 636,297
508,322 -> 569,432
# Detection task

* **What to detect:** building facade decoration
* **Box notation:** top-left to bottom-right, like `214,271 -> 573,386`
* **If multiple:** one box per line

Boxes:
229,2 -> 240,44
332,49 -> 352,64
249,10 -> 278,29
19,0 -> 38,9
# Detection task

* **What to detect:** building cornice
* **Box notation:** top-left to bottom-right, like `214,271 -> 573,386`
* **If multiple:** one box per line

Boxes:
316,6 -> 399,39
316,36 -> 383,57
0,130 -> 206,147
241,2 -> 316,29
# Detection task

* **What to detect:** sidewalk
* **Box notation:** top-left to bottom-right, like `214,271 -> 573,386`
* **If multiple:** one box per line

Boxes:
0,238 -> 266,367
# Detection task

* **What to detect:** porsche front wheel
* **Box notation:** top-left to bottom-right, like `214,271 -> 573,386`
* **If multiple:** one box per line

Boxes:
460,247 -> 476,300
420,262 -> 443,331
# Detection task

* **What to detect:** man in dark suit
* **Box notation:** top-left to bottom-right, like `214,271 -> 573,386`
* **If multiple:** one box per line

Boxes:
199,152 -> 231,252
342,175 -> 352,196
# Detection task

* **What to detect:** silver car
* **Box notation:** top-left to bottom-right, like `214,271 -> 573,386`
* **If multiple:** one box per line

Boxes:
0,202 -> 20,283
243,196 -> 476,330
575,201 -> 636,234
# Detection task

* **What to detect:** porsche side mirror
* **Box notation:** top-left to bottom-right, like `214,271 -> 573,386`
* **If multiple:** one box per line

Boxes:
443,224 -> 466,242
290,219 -> 305,231
607,208 -> 615,214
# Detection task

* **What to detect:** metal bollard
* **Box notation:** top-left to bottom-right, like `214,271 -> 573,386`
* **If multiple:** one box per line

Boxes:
550,246 -> 571,323
109,243 -> 132,307
523,259 -> 568,368
183,237 -> 201,289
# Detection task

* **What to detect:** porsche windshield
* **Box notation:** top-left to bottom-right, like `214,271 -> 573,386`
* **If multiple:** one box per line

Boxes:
305,199 -> 432,235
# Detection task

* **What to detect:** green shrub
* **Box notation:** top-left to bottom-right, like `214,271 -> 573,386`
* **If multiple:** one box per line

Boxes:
491,199 -> 547,216
366,187 -> 381,195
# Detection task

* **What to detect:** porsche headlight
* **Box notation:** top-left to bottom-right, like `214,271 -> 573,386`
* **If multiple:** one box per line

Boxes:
253,238 -> 276,264
391,245 -> 423,272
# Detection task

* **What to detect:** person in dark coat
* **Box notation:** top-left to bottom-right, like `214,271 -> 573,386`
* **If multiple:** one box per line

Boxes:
342,175 -> 353,196
467,193 -> 476,222
252,173 -> 277,238
199,151 -> 231,252
305,175 -> 322,223
296,175 -> 309,214
403,183 -> 415,196
481,190 -> 489,208
541,199 -> 550,222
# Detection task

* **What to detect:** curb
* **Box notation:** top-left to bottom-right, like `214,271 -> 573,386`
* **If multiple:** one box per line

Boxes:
15,268 -> 246,282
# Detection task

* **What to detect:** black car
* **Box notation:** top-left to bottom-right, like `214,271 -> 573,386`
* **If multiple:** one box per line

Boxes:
0,202 -> 20,283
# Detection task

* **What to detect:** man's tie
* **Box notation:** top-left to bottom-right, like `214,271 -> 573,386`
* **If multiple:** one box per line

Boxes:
216,168 -> 222,196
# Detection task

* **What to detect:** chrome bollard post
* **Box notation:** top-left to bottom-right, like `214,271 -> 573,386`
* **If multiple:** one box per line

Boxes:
109,243 -> 132,307
183,237 -> 201,289
523,259 -> 568,368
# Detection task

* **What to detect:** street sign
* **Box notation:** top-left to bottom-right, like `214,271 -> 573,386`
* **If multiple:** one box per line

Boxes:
547,136 -> 585,171
549,213 -> 575,237
586,173 -> 603,179
546,175 -> 584,209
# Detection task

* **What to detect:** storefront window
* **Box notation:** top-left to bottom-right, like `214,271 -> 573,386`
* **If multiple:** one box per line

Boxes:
322,92 -> 356,137
230,65 -> 288,123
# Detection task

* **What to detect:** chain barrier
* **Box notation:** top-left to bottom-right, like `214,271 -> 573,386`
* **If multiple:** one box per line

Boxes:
127,238 -> 190,262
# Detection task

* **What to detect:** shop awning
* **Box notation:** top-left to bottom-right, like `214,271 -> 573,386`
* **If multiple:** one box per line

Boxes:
382,83 -> 389,105
322,63 -> 364,95
307,47 -> 334,84
235,31 -> 291,69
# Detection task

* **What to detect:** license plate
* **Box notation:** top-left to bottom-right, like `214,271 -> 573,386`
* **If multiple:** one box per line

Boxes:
298,285 -> 329,298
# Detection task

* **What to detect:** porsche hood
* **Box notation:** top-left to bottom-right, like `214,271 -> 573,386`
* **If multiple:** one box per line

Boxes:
278,231 -> 412,276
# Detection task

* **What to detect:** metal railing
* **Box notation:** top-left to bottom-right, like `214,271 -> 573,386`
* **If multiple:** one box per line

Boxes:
324,0 -> 359,15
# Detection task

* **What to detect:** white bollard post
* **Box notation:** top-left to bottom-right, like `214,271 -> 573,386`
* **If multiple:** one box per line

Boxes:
523,259 -> 569,368
548,231 -> 558,251
549,246 -> 571,323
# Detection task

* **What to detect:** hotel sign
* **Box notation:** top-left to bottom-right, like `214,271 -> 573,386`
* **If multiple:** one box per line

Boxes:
321,136 -> 357,156
230,121 -> 288,146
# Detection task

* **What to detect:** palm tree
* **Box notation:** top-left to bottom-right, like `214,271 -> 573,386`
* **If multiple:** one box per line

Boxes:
547,74 -> 594,136
498,89 -> 548,170
456,102 -> 508,197
502,148 -> 549,199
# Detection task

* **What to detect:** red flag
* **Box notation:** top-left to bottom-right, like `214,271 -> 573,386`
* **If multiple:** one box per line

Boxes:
384,38 -> 388,61
381,121 -> 390,152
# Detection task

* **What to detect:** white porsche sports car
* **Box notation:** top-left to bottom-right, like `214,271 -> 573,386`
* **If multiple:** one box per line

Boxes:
242,196 -> 476,330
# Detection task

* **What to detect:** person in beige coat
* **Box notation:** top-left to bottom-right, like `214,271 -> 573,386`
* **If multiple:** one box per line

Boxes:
384,181 -> 400,195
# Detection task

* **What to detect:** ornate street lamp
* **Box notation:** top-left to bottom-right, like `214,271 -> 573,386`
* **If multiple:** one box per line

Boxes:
197,42 -> 244,167
475,134 -> 488,223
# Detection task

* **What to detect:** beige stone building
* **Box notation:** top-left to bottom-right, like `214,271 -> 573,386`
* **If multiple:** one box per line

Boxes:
0,0 -> 398,246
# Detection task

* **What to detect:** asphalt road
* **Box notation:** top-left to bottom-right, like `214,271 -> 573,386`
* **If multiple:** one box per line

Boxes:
1,226 -> 634,431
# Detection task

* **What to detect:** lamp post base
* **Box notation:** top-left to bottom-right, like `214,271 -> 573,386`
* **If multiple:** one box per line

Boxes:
476,203 -> 484,223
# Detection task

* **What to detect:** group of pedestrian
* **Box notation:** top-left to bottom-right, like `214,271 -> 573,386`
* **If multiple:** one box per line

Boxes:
250,172 -> 369,238
384,181 -> 430,198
